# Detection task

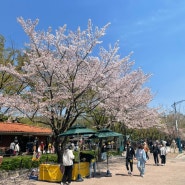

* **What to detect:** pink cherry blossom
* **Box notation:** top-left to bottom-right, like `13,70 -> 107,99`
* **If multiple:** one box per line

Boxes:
0,18 -> 159,138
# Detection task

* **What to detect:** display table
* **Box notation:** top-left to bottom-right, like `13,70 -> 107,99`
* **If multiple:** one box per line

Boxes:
39,162 -> 89,182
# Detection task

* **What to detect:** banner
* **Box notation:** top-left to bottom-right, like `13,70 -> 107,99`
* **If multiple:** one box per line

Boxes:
39,164 -> 63,182
39,162 -> 89,182
72,162 -> 89,180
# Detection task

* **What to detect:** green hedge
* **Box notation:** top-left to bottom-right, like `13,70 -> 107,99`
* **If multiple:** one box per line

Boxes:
0,150 -> 119,171
0,154 -> 57,171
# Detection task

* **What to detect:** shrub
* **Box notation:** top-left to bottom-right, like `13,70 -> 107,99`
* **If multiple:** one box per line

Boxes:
0,154 -> 57,171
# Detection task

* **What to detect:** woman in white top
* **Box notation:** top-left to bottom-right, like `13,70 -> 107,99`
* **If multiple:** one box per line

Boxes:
160,143 -> 167,166
61,145 -> 74,185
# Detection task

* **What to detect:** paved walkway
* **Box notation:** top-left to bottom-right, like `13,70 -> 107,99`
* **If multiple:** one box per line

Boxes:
8,152 -> 185,185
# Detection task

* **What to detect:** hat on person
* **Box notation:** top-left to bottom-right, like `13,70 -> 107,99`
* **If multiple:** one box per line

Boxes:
65,144 -> 71,150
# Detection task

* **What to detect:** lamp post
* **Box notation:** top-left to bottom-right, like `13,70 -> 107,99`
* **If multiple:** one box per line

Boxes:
171,100 -> 185,153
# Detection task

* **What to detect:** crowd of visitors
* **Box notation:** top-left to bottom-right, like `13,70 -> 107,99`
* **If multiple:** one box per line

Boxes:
4,137 -> 20,156
5,136 -> 56,157
58,139 -> 170,185
123,139 -> 169,178
4,135 -> 179,185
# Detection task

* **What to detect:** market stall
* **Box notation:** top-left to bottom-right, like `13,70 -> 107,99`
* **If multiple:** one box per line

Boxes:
39,162 -> 89,182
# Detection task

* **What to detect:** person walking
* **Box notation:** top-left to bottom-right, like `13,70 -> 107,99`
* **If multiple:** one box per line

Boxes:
152,142 -> 160,166
135,143 -> 147,177
125,141 -> 135,176
160,143 -> 167,166
61,144 -> 75,185
143,142 -> 149,160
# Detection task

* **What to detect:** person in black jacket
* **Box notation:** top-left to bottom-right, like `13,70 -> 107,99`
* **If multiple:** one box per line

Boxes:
152,142 -> 160,166
125,141 -> 135,176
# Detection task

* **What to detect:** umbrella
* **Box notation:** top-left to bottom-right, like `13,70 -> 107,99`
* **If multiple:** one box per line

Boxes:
59,125 -> 96,136
95,128 -> 122,138
59,124 -> 96,182
95,128 -> 122,177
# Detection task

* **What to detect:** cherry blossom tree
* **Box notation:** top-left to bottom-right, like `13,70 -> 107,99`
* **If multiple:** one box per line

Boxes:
86,55 -> 160,130
103,66 -> 160,129
0,17 -> 159,160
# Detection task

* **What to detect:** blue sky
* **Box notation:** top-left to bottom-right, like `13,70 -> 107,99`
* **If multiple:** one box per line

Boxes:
1,0 -> 185,113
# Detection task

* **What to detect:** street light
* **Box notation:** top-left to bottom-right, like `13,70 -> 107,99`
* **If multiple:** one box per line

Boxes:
171,100 -> 185,153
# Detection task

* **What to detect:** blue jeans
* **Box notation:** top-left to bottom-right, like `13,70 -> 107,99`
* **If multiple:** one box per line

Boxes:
89,161 -> 96,177
137,160 -> 146,175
